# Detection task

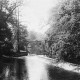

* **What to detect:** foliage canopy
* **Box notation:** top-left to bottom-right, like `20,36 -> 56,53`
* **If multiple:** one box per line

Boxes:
47,0 -> 80,64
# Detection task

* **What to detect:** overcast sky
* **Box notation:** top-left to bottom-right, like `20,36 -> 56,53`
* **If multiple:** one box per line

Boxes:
19,0 -> 59,33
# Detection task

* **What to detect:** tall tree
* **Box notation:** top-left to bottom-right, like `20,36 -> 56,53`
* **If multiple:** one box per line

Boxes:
47,0 -> 80,64
0,0 -> 28,56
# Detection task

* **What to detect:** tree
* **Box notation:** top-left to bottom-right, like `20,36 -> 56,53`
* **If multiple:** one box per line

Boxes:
47,0 -> 80,64
0,0 -> 28,56
18,25 -> 28,51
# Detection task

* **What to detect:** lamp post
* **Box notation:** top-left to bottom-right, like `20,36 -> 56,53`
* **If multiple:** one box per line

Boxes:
16,0 -> 20,53
17,5 -> 20,53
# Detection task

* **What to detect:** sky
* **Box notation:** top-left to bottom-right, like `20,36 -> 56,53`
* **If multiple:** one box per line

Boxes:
9,0 -> 59,40
19,0 -> 58,33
